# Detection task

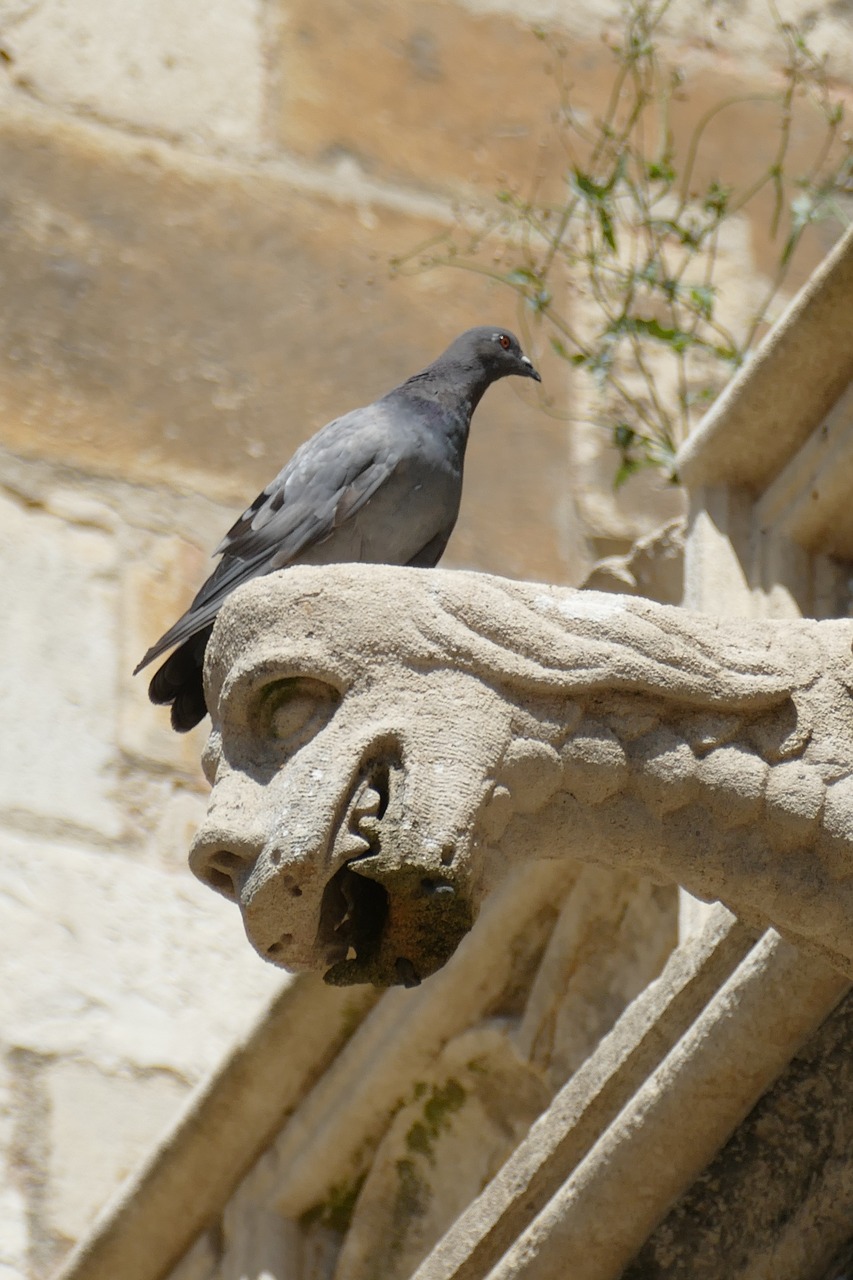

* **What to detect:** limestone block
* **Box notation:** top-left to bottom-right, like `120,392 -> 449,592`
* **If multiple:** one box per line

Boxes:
0,1189 -> 26,1278
275,0 -> 557,192
45,1059 -> 187,1245
469,0 -> 853,70
0,0 -> 263,148
0,488 -> 121,839
0,109 -> 576,587
644,0 -> 853,91
274,0 -> 853,221
0,830 -> 284,1076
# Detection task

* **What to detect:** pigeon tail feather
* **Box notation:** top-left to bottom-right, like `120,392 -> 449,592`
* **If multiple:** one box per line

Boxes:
148,625 -> 213,733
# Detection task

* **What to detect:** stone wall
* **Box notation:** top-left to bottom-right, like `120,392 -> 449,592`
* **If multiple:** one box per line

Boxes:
0,1 -> 851,1276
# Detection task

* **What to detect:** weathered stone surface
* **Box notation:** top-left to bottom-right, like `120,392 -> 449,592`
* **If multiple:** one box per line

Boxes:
263,862 -> 575,1222
273,0 -> 853,237
274,0 -> 557,192
194,564 -> 853,984
333,1026 -> 550,1280
145,784 -> 209,874
164,1233 -> 218,1280
515,868 -> 676,1087
0,829 -> 283,1076
0,487 -> 121,839
623,986 -> 853,1280
0,0 -> 264,148
0,1056 -> 28,1280
52,973 -> 377,1280
0,107 -> 574,585
480,933 -> 847,1280
410,905 -> 754,1280
471,0 -> 853,83
583,518 -> 685,606
45,1060 -> 187,1244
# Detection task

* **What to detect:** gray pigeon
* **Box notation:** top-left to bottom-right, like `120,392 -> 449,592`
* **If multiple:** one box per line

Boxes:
134,326 -> 541,731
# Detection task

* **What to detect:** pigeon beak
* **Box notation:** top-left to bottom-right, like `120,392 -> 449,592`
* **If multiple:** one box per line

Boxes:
521,355 -> 542,383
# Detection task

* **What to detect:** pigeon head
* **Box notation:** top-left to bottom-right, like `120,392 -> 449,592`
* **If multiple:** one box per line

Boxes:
445,326 -> 542,386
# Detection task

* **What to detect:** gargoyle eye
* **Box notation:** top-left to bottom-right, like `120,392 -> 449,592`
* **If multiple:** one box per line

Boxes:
257,677 -> 340,746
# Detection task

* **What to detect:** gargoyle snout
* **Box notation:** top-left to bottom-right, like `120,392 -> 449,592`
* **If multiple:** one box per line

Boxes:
189,822 -> 260,904
188,759 -> 271,903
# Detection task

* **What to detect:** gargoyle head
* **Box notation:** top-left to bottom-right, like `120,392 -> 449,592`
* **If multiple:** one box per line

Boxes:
190,563 -> 804,987
190,568 -> 517,987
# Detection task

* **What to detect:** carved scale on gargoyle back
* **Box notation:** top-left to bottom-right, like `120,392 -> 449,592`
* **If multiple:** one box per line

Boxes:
190,564 -> 853,987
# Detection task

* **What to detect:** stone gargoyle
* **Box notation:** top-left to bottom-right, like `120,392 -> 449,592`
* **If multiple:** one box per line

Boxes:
189,564 -> 853,987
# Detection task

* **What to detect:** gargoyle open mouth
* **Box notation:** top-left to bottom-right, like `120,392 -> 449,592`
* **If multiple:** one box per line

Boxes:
316,759 -> 474,988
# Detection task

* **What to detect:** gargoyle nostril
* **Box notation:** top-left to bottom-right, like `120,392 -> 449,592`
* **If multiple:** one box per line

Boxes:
205,868 -> 236,898
196,849 -> 251,902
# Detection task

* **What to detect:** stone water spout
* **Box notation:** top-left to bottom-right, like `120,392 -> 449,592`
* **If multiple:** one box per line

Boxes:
189,564 -> 853,986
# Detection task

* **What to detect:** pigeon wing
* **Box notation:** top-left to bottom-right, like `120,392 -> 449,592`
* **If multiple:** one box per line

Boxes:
133,412 -> 401,673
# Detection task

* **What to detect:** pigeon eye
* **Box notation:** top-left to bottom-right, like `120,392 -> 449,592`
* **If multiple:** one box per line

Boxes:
498,334 -> 511,350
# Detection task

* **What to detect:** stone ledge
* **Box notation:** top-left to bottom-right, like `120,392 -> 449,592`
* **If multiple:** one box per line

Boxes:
676,221 -> 853,494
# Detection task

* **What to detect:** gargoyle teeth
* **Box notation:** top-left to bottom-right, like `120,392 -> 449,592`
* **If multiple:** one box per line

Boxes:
352,781 -> 382,819
357,815 -> 381,843
338,832 -> 371,859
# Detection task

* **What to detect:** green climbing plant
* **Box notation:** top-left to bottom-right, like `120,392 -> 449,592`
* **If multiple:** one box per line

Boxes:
393,0 -> 852,485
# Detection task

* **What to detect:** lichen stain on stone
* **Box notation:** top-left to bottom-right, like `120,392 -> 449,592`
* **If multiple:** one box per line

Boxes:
300,1171 -> 368,1235
405,1078 -> 467,1163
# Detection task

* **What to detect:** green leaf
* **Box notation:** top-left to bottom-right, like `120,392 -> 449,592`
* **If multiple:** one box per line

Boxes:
598,205 -> 617,252
703,181 -> 732,217
633,316 -> 695,352
647,156 -> 676,184
572,169 -> 607,203
527,290 -> 552,313
614,455 -> 644,489
549,336 -> 570,359
648,217 -> 701,248
686,385 -> 717,407
689,285 -> 715,319
505,267 -> 542,286
781,193 -> 814,265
